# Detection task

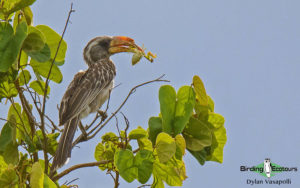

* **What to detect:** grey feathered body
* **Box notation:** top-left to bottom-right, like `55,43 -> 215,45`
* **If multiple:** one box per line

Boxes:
51,59 -> 116,171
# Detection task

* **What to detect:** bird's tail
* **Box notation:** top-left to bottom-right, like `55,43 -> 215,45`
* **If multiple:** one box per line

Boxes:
51,116 -> 79,172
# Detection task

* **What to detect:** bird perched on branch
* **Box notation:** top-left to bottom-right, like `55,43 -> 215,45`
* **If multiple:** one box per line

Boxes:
51,36 -> 144,172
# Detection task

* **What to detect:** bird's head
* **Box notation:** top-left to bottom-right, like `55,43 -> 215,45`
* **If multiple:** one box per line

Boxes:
83,36 -> 143,66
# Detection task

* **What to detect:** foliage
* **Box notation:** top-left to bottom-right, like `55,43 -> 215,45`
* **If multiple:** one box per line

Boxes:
0,1 -> 227,188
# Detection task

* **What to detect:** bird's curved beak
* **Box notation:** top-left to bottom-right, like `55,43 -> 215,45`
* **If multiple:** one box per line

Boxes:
109,36 -> 143,54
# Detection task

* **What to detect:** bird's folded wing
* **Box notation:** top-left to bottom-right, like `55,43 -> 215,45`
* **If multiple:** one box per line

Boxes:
59,61 -> 115,125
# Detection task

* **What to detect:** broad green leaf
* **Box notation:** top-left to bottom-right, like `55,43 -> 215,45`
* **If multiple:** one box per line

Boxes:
19,50 -> 28,66
0,122 -> 13,152
134,150 -> 154,184
155,132 -> 176,163
36,25 -> 67,63
174,86 -> 195,135
0,165 -> 18,188
0,0 -> 36,18
206,125 -> 227,163
153,160 -> 182,186
148,116 -> 162,145
94,142 -> 115,161
30,162 -> 44,188
128,126 -> 147,139
175,134 -> 186,159
152,175 -> 165,188
43,174 -> 56,188
159,85 -> 176,134
22,26 -> 46,52
23,6 -> 33,26
101,132 -> 119,143
26,43 -> 51,62
29,80 -> 50,96
193,75 -> 208,106
30,59 -> 62,83
7,103 -> 20,139
137,137 -> 153,151
114,149 -> 137,183
208,113 -> 225,129
3,142 -> 19,165
207,95 -> 214,112
17,69 -> 31,86
183,117 -> 212,151
0,21 -> 27,72
0,81 -> 18,100
187,149 -> 207,165
132,53 -> 142,65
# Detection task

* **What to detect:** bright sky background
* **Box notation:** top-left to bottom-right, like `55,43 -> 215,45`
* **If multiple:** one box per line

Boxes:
1,0 -> 300,187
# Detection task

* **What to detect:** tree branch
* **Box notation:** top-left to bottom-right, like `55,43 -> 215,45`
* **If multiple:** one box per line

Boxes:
41,3 -> 75,174
52,160 -> 111,181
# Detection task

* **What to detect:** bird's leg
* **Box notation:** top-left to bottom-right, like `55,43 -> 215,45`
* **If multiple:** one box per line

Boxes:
97,110 -> 108,121
78,121 -> 87,138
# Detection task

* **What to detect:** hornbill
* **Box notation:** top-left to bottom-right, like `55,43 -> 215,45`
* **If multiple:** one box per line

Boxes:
51,36 -> 143,172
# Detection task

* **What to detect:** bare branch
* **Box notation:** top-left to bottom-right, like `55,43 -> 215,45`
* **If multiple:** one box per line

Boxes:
52,160 -> 112,181
41,3 -> 75,174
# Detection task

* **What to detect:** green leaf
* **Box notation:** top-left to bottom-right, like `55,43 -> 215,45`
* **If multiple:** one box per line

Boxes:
128,126 -> 147,139
0,81 -> 18,100
22,26 -> 46,52
183,117 -> 212,151
207,95 -> 214,112
19,50 -> 28,66
208,113 -> 225,129
148,116 -> 162,145
187,149 -> 207,165
26,43 -> 51,62
193,75 -> 208,106
0,0 -> 36,18
36,25 -> 67,63
3,142 -> 19,165
0,122 -> 13,152
155,132 -> 176,163
30,59 -> 63,83
114,149 -> 137,183
174,86 -> 195,135
30,162 -> 44,188
159,85 -> 176,134
175,134 -> 186,159
0,165 -> 18,188
134,150 -> 154,184
17,69 -> 31,86
0,21 -> 27,72
132,53 -> 142,65
137,137 -> 153,151
23,6 -> 33,26
206,125 -> 227,163
43,174 -> 56,188
29,80 -> 50,96
101,132 -> 119,143
152,175 -> 165,188
153,160 -> 182,186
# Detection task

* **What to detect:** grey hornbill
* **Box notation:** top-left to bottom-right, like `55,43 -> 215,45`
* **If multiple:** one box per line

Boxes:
51,36 -> 143,172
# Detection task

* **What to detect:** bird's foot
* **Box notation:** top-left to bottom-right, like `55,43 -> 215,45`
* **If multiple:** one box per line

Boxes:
78,121 -> 87,137
97,110 -> 108,121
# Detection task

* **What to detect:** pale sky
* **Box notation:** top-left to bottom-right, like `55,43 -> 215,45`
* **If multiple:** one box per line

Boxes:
1,0 -> 300,187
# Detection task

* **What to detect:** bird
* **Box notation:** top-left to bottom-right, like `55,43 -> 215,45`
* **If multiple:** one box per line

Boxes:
51,36 -> 143,172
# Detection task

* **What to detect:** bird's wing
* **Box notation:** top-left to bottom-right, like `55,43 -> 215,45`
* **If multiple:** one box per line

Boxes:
59,60 -> 115,125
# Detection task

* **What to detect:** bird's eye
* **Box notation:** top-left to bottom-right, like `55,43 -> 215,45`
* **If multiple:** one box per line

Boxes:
99,40 -> 110,48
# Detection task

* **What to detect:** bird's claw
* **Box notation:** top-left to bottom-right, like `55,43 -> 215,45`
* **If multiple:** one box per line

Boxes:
98,110 -> 108,121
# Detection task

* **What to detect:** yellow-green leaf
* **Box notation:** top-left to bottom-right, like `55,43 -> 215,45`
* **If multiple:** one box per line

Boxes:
193,75 -> 208,106
29,80 -> 50,96
155,132 -> 176,163
30,162 -> 44,188
30,59 -> 62,83
128,126 -> 147,139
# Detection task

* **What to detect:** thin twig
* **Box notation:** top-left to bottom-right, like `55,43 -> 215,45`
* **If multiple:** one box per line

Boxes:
114,115 -> 121,138
72,75 -> 169,146
52,160 -> 111,181
120,112 -> 129,149
137,184 -> 151,188
41,3 -> 75,174
114,171 -> 120,188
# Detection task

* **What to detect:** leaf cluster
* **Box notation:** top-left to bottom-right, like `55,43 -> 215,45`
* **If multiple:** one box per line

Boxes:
93,76 -> 227,188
